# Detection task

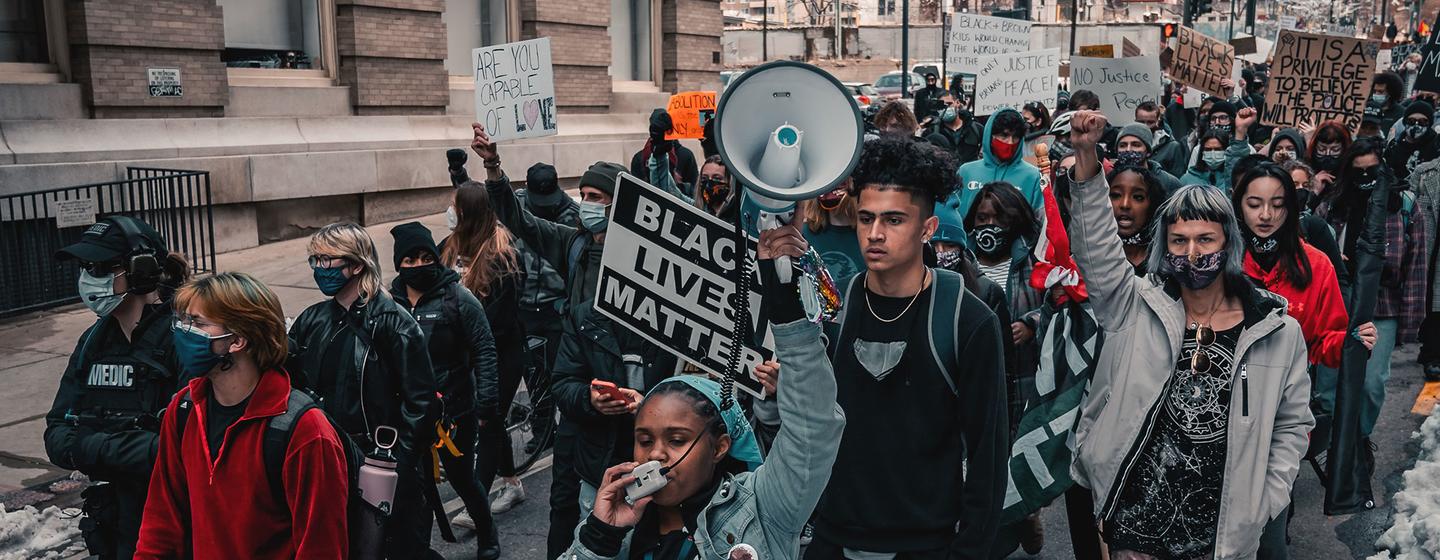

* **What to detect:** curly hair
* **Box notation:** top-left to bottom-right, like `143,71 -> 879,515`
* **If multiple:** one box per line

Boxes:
872,100 -> 920,137
849,134 -> 958,214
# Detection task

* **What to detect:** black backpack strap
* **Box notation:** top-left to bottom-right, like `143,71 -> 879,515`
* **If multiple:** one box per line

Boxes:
262,389 -> 320,507
823,273 -> 863,356
174,388 -> 194,440
926,268 -> 965,396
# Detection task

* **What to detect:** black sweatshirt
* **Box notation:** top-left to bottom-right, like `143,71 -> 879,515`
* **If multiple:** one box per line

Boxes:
815,281 -> 1009,557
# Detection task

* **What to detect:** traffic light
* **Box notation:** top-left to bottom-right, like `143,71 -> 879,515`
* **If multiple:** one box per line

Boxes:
1163,23 -> 1177,39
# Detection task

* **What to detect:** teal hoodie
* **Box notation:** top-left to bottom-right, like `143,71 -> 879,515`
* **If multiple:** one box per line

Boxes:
951,107 -> 1046,224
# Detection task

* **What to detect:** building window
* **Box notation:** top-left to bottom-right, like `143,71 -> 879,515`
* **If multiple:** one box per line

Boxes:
445,0 -> 510,77
219,0 -> 325,69
0,0 -> 47,63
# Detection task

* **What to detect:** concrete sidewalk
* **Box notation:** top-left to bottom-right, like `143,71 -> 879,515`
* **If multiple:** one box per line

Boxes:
0,211 -> 453,508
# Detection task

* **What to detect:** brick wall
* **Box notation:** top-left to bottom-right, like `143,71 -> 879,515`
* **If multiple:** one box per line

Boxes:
67,0 -> 228,118
519,0 -> 611,112
661,0 -> 721,92
337,1 -> 449,115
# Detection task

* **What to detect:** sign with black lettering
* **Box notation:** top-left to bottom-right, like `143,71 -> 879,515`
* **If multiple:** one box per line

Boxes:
472,38 -> 557,141
1173,27 -> 1234,97
147,68 -> 182,97
1263,30 -> 1380,131
946,13 -> 1034,71
974,48 -> 1059,116
596,173 -> 769,399
1069,56 -> 1162,126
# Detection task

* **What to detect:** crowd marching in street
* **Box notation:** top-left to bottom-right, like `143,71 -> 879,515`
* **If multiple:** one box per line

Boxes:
37,29 -> 1440,560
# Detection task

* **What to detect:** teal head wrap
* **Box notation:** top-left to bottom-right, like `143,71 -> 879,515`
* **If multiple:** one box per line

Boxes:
646,375 -> 764,471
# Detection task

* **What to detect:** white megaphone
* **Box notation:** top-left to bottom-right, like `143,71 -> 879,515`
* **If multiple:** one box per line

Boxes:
713,61 -> 864,283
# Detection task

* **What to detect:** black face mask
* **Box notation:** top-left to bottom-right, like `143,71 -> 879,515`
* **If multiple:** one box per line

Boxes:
397,263 -> 445,292
1313,155 -> 1340,172
970,224 -> 1014,260
1347,165 -> 1381,189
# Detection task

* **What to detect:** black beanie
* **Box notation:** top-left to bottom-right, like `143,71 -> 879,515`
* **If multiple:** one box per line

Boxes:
526,162 -> 559,194
1209,100 -> 1237,119
1406,100 -> 1435,121
389,221 -> 439,269
580,161 -> 627,196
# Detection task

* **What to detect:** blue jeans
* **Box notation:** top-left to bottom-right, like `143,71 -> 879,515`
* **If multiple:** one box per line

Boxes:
1361,319 -> 1400,437
575,480 -> 597,543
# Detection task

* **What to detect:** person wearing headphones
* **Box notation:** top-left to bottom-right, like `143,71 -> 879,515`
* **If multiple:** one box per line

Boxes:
45,216 -> 192,559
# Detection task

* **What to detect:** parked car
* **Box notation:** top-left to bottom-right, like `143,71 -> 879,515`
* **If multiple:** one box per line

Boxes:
910,63 -> 943,84
719,70 -> 742,92
874,71 -> 924,100
844,82 -> 880,111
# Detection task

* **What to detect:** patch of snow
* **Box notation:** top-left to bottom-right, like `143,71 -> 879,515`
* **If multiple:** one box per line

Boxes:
0,504 -> 85,560
1373,405 -> 1440,559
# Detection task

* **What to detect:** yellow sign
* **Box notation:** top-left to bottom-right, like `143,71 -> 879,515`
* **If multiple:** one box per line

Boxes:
1078,44 -> 1114,58
665,91 -> 717,140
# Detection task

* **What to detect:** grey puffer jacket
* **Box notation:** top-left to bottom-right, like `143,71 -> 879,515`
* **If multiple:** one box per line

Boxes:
1067,170 -> 1315,560
560,319 -> 845,560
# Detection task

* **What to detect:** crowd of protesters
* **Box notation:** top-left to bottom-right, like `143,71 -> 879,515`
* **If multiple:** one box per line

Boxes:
39,49 -> 1440,560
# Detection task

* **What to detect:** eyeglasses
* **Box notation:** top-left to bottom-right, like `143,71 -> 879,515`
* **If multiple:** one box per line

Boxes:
308,255 -> 351,269
173,316 -> 235,340
1406,118 -> 1432,127
1190,324 -> 1216,374
79,261 -> 125,277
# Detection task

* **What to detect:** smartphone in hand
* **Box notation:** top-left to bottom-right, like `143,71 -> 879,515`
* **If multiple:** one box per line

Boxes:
591,380 -> 635,404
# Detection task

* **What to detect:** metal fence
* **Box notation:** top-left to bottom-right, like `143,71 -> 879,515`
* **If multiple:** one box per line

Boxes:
0,167 -> 216,317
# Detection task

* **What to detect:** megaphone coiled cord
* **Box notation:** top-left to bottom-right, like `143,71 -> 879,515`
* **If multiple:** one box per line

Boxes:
722,202 -> 753,411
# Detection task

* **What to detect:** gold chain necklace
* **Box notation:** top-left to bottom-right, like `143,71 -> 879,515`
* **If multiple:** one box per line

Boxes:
865,269 -> 930,323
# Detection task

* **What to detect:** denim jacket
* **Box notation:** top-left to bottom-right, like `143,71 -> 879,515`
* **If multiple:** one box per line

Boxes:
560,319 -> 846,560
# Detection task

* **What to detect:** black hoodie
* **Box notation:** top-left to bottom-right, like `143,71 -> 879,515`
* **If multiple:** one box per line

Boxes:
390,269 -> 500,419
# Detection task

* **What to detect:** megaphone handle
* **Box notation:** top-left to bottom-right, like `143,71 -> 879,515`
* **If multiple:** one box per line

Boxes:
757,213 -> 793,284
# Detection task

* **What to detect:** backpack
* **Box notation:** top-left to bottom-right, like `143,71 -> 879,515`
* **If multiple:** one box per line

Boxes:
823,268 -> 970,395
173,387 -> 367,523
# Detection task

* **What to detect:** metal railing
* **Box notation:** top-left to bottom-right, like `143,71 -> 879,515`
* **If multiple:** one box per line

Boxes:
0,167 -> 216,317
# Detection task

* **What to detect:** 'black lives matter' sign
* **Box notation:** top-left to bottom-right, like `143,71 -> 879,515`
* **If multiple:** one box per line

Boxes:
1263,30 -> 1378,132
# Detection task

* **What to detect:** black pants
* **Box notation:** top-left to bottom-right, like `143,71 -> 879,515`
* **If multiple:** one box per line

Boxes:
1255,504 -> 1294,560
1419,312 -> 1440,364
1064,484 -> 1103,560
80,479 -> 146,559
420,413 -> 500,551
385,462 -> 437,559
478,339 -> 525,483
546,418 -> 582,560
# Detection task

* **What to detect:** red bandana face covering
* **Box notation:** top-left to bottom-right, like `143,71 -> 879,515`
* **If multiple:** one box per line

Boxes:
991,138 -> 1019,162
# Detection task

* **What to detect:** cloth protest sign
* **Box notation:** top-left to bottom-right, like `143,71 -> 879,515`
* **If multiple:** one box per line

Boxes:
1173,27 -> 1235,97
1263,30 -> 1380,131
946,13 -> 1033,71
1069,56 -> 1162,126
1078,44 -> 1113,58
664,91 -> 717,140
596,173 -> 769,399
973,48 -> 1060,116
472,37 -> 557,141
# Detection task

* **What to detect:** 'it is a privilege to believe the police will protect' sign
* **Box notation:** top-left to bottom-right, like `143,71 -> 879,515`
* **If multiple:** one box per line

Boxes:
596,173 -> 769,399
473,38 -> 557,141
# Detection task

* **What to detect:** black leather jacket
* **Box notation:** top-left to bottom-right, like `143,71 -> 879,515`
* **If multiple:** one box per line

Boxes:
288,294 -> 438,465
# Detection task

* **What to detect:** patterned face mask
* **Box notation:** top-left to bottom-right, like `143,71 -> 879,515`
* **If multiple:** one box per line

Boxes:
1163,249 -> 1225,290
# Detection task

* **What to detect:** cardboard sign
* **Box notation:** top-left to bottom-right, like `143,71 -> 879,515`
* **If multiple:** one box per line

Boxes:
595,173 -> 769,399
1069,56 -> 1163,126
49,198 -> 97,229
1122,37 -> 1143,57
472,38 -> 558,141
946,13 -> 1034,71
973,48 -> 1060,116
1078,44 -> 1114,58
664,91 -> 716,140
1173,27 -> 1235,97
147,68 -> 182,97
1263,30 -> 1380,131
1230,35 -> 1258,56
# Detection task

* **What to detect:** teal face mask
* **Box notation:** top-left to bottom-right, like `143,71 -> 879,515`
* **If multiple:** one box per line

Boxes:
172,320 -> 235,377
579,201 -> 609,232
312,266 -> 350,296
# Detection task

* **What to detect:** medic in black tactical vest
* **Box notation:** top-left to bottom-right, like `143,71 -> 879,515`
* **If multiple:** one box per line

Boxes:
44,216 -> 191,559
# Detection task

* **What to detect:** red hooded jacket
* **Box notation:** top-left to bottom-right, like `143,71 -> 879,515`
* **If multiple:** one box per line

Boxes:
1243,240 -> 1350,368
135,369 -> 348,559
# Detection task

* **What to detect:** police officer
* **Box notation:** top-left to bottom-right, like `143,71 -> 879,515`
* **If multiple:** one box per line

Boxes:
44,216 -> 191,559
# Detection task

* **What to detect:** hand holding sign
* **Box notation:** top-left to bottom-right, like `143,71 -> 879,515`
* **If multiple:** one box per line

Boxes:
473,38 -> 558,141
758,225 -> 809,260
471,122 -> 499,162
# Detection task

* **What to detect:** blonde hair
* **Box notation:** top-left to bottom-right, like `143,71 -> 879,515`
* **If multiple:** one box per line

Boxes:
442,182 -> 519,298
802,191 -> 857,233
174,272 -> 288,371
308,222 -> 385,301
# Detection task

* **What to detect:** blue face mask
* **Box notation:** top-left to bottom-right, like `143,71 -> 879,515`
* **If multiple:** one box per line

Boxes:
1372,93 -> 1389,105
579,201 -> 609,232
312,266 -> 351,296
172,322 -> 235,377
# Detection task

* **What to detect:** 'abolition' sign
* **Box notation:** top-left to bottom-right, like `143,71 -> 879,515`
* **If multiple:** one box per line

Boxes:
1263,30 -> 1378,131
665,91 -> 716,140
1172,27 -> 1234,98
596,173 -> 769,399
473,38 -> 557,141
973,48 -> 1060,116
1069,56 -> 1162,126
946,13 -> 1033,71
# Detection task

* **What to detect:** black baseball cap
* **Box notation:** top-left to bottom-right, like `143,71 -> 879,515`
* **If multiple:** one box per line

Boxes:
56,217 -> 163,263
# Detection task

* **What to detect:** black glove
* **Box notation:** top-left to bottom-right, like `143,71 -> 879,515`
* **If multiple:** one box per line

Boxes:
649,108 -> 673,151
759,258 -> 805,324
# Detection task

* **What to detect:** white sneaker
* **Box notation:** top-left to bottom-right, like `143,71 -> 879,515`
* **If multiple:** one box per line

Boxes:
489,480 -> 526,514
451,511 -> 476,530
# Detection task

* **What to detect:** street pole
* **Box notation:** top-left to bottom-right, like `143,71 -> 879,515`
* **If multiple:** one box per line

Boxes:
762,0 -> 768,61
835,0 -> 842,59
902,0 -> 911,98
941,11 -> 948,87
1228,0 -> 1236,40
1070,0 -> 1078,56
